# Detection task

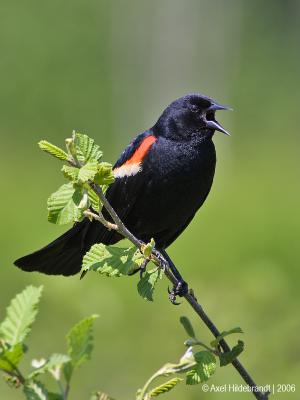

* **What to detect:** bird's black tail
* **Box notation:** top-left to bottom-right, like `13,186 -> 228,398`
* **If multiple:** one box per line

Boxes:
14,219 -> 121,276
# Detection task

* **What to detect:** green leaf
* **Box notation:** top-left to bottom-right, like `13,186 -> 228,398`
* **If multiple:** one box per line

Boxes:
137,268 -> 162,301
148,377 -> 183,397
38,141 -> 68,161
94,162 -> 115,186
0,343 -> 24,371
64,315 -> 98,382
82,244 -> 141,277
47,183 -> 84,225
23,381 -> 49,400
142,238 -> 155,259
62,165 -> 79,181
29,353 -> 70,379
87,187 -> 101,213
74,133 -> 103,163
219,340 -> 244,366
180,316 -> 196,338
0,286 -> 43,346
186,351 -> 216,385
78,161 -> 99,183
210,327 -> 243,348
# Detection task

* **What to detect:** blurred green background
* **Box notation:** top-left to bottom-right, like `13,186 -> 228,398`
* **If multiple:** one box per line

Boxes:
1,0 -> 300,399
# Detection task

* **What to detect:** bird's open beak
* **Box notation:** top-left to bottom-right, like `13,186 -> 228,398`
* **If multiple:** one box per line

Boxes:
205,102 -> 232,136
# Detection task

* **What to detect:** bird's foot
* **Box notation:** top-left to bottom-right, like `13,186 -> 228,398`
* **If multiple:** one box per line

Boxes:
168,280 -> 188,305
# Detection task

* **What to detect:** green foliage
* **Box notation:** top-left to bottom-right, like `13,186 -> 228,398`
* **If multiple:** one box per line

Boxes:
0,343 -> 24,372
87,187 -> 101,212
137,268 -> 162,301
94,162 -> 115,186
0,285 -> 43,346
0,287 -> 99,400
74,132 -> 103,163
148,377 -> 183,397
219,340 -> 244,366
141,238 -> 155,259
40,133 -> 115,228
82,244 -> 141,277
186,351 -> 216,385
61,165 -> 79,181
23,381 -> 49,400
38,141 -> 68,161
47,183 -> 84,225
64,315 -> 98,383
210,327 -> 243,348
179,316 -> 196,339
78,161 -> 99,183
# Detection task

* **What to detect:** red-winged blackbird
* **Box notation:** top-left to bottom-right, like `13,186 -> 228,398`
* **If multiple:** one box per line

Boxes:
14,93 -> 230,297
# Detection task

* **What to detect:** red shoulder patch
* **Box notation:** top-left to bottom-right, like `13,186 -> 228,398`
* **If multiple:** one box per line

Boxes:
123,135 -> 157,166
114,135 -> 157,178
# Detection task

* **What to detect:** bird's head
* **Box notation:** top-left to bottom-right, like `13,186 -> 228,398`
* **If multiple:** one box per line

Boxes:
153,93 -> 231,141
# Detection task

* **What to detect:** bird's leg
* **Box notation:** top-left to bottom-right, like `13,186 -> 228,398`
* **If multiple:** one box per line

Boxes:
158,249 -> 188,304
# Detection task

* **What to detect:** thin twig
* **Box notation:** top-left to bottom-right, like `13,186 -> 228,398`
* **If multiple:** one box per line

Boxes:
0,367 -> 26,386
83,210 -> 118,231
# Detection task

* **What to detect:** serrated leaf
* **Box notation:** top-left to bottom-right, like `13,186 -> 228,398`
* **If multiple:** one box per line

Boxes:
0,343 -> 24,371
210,327 -> 243,348
0,286 -> 43,346
75,133 -> 103,163
186,351 -> 216,385
219,340 -> 244,366
148,377 -> 183,397
87,188 -> 101,213
137,268 -> 162,301
78,161 -> 99,183
29,353 -> 70,379
23,381 -> 48,400
180,316 -> 196,338
94,162 -> 115,186
64,315 -> 98,382
38,141 -> 68,161
62,165 -> 79,181
47,183 -> 84,225
82,244 -> 141,277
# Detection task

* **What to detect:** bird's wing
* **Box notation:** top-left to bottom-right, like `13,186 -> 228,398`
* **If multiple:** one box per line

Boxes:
113,131 -> 154,169
105,131 -> 157,223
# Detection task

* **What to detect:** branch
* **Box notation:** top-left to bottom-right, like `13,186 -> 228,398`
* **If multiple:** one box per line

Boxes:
85,183 -> 269,399
83,210 -> 118,231
87,183 -> 269,399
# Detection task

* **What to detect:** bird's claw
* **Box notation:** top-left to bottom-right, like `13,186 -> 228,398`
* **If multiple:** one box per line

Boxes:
168,280 -> 188,305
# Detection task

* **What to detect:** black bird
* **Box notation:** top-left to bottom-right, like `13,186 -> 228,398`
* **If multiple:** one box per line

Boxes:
14,93 -> 230,299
